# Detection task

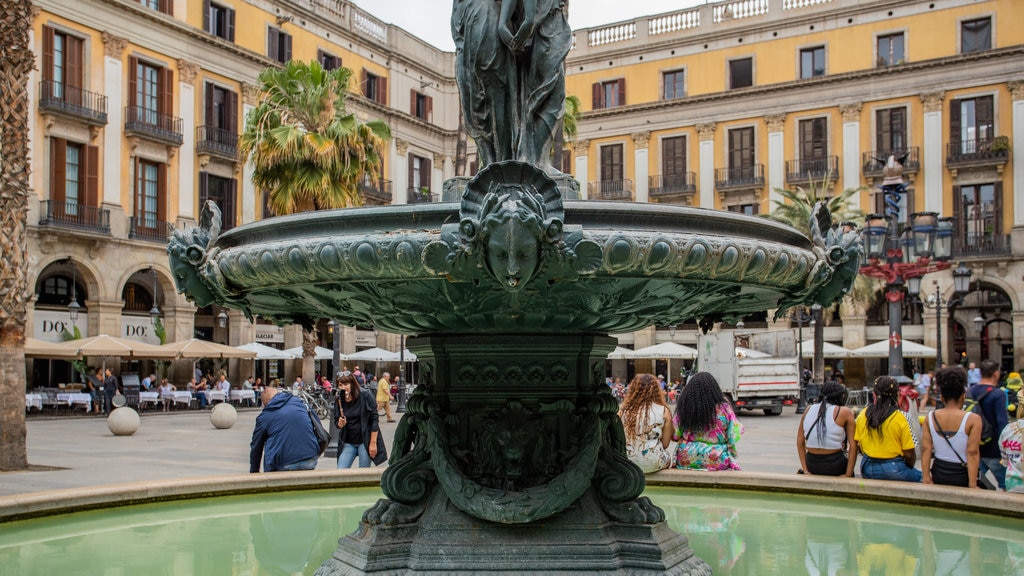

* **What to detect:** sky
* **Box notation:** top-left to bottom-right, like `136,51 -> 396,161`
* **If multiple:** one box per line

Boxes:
350,0 -> 707,52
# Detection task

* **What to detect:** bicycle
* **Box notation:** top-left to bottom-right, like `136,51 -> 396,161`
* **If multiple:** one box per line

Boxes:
292,384 -> 332,420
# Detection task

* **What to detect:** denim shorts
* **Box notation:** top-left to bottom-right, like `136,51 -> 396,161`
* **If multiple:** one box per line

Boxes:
861,455 -> 922,483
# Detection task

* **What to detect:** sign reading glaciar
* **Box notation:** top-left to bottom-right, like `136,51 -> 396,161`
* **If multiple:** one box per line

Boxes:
255,325 -> 284,343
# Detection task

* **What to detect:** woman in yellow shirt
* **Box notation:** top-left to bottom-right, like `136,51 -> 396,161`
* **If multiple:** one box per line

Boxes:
854,376 -> 922,482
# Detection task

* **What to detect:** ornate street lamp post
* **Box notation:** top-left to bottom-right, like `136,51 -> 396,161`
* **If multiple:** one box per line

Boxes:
397,333 -> 408,413
792,306 -> 813,413
919,263 -> 972,368
859,157 -> 953,383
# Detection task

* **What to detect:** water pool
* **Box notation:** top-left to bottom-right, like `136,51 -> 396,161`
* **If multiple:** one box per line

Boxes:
1,487 -> 1021,575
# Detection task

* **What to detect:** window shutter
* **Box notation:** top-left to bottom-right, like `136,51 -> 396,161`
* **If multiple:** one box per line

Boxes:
42,26 -> 54,82
268,28 -> 279,61
226,178 -> 238,228
283,33 -> 292,62
377,75 -> 387,105
161,66 -> 174,117
226,8 -> 236,42
978,96 -> 994,137
157,162 -> 167,224
561,150 -> 572,175
199,171 -> 209,205
426,95 -> 433,122
410,89 -> 417,116
950,99 -> 962,143
993,182 -> 1003,235
50,138 -> 67,204
160,0 -> 172,16
617,78 -> 626,107
361,69 -> 368,97
203,0 -> 210,33
227,90 -> 238,134
407,155 -> 415,190
592,82 -> 602,109
128,56 -> 139,108
67,35 -> 83,90
85,145 -> 99,207
205,83 -> 214,127
423,156 -> 432,191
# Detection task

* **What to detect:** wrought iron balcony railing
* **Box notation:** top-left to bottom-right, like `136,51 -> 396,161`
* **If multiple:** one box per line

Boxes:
588,179 -> 634,200
407,187 -> 436,204
952,233 -> 1011,258
946,137 -> 1009,168
862,147 -> 920,177
38,81 -> 108,125
124,105 -> 183,146
196,125 -> 238,160
359,178 -> 393,204
649,172 -> 696,199
128,216 -> 173,243
38,200 -> 110,234
785,155 -> 838,184
714,164 -> 764,190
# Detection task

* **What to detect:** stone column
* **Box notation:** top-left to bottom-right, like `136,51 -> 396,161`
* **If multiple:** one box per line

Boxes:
632,131 -> 650,203
101,33 -> 127,208
177,59 -> 198,221
839,103 -> 862,197
241,83 -> 259,223
574,139 -> 589,199
1009,81 -> 1024,230
921,91 -> 946,214
433,152 -> 446,202
765,113 -> 786,207
393,139 -> 409,204
697,122 -> 716,209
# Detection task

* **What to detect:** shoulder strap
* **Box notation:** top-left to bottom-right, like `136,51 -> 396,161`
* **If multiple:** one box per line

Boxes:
803,403 -> 822,440
931,412 -> 966,465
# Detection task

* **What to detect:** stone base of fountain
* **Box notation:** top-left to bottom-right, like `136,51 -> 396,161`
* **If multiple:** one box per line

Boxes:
316,487 -> 711,575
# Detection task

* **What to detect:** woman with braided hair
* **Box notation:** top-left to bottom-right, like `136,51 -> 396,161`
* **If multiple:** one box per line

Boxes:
854,376 -> 922,482
921,366 -> 981,488
796,381 -> 857,476
672,372 -> 744,471
618,373 -> 674,473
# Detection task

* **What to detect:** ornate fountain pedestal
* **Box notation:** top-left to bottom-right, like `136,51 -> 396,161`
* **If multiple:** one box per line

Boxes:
316,334 -> 710,576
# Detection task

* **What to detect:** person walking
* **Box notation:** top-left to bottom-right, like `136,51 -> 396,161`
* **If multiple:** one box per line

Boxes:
921,366 -> 981,488
672,372 -> 744,471
796,381 -> 857,477
249,386 -> 321,473
376,372 -> 395,423
970,359 -> 1010,490
102,368 -> 120,415
855,376 -> 921,482
334,371 -> 384,469
618,373 -> 674,473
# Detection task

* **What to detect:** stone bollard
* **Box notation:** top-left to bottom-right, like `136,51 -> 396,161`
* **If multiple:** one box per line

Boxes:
107,407 -> 140,436
210,403 -> 237,429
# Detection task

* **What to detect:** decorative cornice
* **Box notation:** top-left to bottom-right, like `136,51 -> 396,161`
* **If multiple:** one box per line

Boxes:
177,59 -> 199,86
394,138 -> 409,156
920,91 -> 945,113
433,152 -> 446,165
764,113 -> 786,132
631,131 -> 651,149
574,139 -> 590,153
1008,80 -> 1024,101
31,5 -> 41,18
101,32 -> 127,58
696,122 -> 717,141
838,103 -> 861,122
241,83 -> 260,106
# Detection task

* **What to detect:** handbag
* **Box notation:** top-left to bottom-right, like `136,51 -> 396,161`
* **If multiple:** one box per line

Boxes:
307,405 -> 330,456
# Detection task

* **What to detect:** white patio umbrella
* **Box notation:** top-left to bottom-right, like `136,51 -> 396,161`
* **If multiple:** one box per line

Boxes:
25,337 -> 81,359
799,339 -> 853,359
235,342 -> 298,360
282,345 -> 338,361
850,340 -> 937,358
607,346 -> 634,360
346,347 -> 402,362
401,349 -> 417,361
628,341 -> 698,359
58,334 -> 178,359
161,338 -> 256,359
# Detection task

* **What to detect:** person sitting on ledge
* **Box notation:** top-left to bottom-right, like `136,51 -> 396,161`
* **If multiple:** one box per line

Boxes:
855,376 -> 921,483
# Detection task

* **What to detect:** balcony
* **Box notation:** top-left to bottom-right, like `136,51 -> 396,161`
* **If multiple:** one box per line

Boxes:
196,125 -> 238,161
952,233 -> 1011,259
588,179 -> 634,200
38,200 -> 110,234
649,173 -> 696,202
38,81 -> 108,126
128,217 -> 173,243
714,164 -> 764,191
359,177 -> 393,205
407,187 -> 437,204
946,137 -> 1009,174
862,147 -> 920,178
124,106 -> 183,147
785,155 -> 838,185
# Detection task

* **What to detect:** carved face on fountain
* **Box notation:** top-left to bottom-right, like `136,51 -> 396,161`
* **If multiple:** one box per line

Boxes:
479,188 -> 546,291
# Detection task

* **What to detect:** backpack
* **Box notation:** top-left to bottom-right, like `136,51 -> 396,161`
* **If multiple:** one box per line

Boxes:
964,386 -> 995,445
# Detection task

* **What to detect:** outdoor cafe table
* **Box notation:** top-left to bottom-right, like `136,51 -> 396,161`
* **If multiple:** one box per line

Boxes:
25,393 -> 43,411
229,389 -> 255,404
161,391 -> 193,406
139,391 -> 160,408
203,390 -> 227,403
57,392 -> 92,412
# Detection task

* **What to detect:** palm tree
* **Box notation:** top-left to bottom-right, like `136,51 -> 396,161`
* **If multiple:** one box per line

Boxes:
240,60 -> 391,384
0,0 -> 34,471
239,60 -> 391,214
552,94 -> 581,173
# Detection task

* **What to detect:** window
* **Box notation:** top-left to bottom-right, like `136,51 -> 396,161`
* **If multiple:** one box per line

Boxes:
411,90 -> 432,122
136,0 -> 172,15
876,108 -> 907,152
799,118 -> 827,160
799,46 -> 825,79
600,144 -> 624,183
362,70 -> 387,105
951,95 -> 994,148
727,204 -> 759,215
728,127 -> 755,170
662,70 -> 685,100
267,27 -> 292,64
317,50 -> 341,71
135,159 -> 165,231
128,57 -> 173,126
42,27 -> 83,100
957,183 -> 1002,248
199,172 -> 237,229
661,136 -> 687,185
40,275 -> 79,306
408,154 -> 432,202
205,83 -> 237,131
961,17 -> 992,54
204,0 -> 235,42
877,33 -> 904,67
50,138 -> 98,211
592,78 -> 625,109
729,58 -> 753,89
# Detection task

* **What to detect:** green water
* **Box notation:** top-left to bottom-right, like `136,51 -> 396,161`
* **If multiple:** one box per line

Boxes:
0,487 -> 1022,575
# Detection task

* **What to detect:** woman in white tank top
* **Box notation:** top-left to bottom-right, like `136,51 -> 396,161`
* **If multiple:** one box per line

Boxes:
921,366 -> 982,488
796,381 -> 857,476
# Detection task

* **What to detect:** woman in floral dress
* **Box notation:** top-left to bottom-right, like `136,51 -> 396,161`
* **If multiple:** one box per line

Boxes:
672,372 -> 744,470
619,373 -> 674,473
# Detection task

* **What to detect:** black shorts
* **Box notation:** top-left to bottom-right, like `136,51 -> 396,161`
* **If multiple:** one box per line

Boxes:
806,451 -> 848,476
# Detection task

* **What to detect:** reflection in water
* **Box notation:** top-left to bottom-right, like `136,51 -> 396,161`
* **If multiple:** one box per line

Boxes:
0,487 -> 1022,575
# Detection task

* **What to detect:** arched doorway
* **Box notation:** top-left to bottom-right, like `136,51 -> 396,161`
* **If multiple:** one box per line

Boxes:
32,259 -> 89,388
957,283 -> 1013,373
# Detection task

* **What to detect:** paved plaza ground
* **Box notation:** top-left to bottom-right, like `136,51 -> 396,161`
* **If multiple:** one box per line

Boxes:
1,404 -> 807,497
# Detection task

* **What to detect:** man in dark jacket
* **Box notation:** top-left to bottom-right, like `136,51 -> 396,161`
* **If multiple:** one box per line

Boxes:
250,387 -> 320,473
970,359 -> 1009,490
